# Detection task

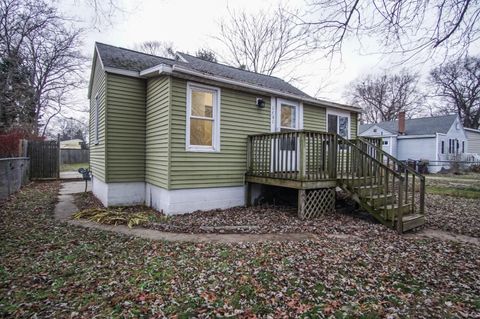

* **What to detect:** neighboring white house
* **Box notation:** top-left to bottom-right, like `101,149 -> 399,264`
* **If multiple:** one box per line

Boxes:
359,114 -> 473,173
60,139 -> 84,149
465,128 -> 480,155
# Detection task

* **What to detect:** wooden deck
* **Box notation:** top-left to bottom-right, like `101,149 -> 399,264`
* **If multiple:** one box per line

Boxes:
245,131 -> 426,233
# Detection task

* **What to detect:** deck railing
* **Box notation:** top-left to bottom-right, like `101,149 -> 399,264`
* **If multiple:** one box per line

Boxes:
247,131 -> 337,181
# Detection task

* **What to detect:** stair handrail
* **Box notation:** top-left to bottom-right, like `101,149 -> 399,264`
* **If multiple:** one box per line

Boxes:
337,135 -> 403,178
357,137 -> 424,179
357,137 -> 425,216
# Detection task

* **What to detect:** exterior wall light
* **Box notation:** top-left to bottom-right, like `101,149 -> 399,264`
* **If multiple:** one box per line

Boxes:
256,98 -> 265,108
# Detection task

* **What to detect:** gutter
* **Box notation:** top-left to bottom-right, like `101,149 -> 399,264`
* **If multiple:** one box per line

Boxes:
139,64 -> 173,77
397,134 -> 436,139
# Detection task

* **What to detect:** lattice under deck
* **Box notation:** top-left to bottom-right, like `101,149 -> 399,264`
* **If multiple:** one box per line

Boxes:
298,188 -> 335,219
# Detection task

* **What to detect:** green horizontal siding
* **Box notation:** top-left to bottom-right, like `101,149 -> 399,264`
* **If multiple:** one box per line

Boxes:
303,103 -> 326,131
106,73 -> 146,182
146,76 -> 170,188
89,56 -> 106,181
169,78 -> 271,189
350,112 -> 358,138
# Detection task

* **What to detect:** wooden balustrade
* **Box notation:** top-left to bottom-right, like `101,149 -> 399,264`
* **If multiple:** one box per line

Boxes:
247,131 -> 336,181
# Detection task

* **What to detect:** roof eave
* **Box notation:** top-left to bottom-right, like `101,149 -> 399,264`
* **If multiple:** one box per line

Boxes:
169,65 -> 362,113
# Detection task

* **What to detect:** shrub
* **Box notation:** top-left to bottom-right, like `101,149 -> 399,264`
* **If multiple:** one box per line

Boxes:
470,164 -> 480,173
72,208 -> 150,228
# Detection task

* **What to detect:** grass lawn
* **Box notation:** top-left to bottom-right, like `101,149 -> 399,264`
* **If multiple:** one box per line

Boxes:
1,182 -> 479,317
425,173 -> 480,199
60,162 -> 89,172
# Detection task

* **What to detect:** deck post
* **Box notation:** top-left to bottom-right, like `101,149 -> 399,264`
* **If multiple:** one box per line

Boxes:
298,189 -> 306,219
299,132 -> 306,180
245,182 -> 252,207
246,136 -> 252,174
397,178 -> 404,234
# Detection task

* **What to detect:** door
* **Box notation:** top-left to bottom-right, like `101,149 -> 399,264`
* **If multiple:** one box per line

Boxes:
271,99 -> 301,172
327,112 -> 349,139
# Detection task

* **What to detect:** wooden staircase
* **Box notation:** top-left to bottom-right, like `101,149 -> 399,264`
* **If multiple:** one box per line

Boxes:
336,136 -> 426,233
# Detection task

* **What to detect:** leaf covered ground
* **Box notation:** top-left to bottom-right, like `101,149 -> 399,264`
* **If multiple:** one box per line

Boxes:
1,182 -> 480,318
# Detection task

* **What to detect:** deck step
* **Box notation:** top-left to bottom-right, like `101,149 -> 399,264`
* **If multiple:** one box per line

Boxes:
364,193 -> 394,206
376,203 -> 412,220
355,184 -> 385,196
402,214 -> 425,232
349,176 -> 384,187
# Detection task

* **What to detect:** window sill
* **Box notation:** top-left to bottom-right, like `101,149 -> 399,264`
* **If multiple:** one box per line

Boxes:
186,146 -> 219,153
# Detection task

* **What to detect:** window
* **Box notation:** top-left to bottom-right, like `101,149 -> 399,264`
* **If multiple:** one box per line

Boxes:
373,128 -> 377,133
441,141 -> 444,154
186,83 -> 220,151
448,139 -> 452,153
327,113 -> 349,138
280,104 -> 297,130
462,141 -> 465,153
383,140 -> 389,145
94,94 -> 99,145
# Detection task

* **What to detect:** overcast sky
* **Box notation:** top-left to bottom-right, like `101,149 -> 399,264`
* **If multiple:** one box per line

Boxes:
57,0 -> 480,127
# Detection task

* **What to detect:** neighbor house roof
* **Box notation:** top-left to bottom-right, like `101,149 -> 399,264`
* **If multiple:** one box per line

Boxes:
359,114 -> 458,136
93,42 -> 361,112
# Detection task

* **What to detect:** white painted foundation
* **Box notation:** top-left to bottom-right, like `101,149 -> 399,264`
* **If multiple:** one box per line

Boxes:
92,176 -> 246,215
92,176 -> 145,207
146,183 -> 245,215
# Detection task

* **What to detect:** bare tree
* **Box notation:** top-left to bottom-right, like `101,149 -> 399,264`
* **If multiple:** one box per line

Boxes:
134,41 -> 176,58
217,5 -> 313,75
83,0 -> 122,25
195,49 -> 217,62
0,0 -> 85,135
346,71 -> 424,123
300,0 -> 480,60
430,56 -> 480,129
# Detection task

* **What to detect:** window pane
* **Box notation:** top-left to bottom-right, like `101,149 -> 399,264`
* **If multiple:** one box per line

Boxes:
338,116 -> 348,138
190,118 -> 213,146
191,90 -> 213,118
281,104 -> 296,128
328,114 -> 337,134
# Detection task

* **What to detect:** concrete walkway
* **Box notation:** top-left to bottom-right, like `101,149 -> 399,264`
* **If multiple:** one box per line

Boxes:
54,181 -> 480,245
60,171 -> 83,180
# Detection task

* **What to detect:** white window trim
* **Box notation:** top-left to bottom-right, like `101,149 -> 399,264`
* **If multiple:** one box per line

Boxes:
275,98 -> 303,131
326,109 -> 351,139
94,93 -> 99,145
185,82 -> 221,152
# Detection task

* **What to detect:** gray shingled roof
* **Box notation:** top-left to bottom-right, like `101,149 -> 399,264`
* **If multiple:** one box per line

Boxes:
176,53 -> 311,98
95,42 -> 311,98
359,114 -> 458,135
96,42 -> 176,71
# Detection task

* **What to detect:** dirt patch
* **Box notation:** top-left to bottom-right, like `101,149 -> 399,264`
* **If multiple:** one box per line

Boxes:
73,192 -> 385,235
146,204 -> 386,236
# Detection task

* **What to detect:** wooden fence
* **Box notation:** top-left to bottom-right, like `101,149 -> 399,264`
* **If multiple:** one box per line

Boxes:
60,149 -> 89,164
27,140 -> 59,179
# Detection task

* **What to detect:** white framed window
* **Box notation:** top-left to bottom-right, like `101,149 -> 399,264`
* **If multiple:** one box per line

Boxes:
327,110 -> 350,139
94,94 -> 99,145
276,98 -> 302,131
186,82 -> 221,152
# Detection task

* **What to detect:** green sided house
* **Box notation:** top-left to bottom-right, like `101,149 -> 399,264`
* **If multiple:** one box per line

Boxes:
88,42 -> 426,233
